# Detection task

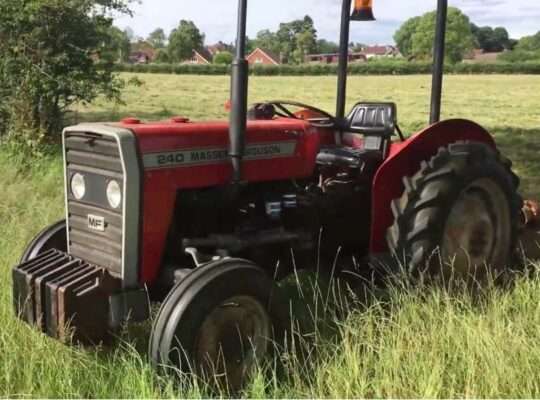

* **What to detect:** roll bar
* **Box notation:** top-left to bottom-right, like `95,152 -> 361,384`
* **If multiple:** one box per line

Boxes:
229,0 -> 449,183
430,0 -> 448,124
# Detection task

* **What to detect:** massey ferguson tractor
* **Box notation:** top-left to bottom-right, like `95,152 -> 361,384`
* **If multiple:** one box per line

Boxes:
12,0 -> 522,391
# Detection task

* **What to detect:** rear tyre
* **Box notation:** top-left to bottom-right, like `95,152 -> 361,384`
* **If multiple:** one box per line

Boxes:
20,220 -> 67,263
387,142 -> 521,280
149,258 -> 287,393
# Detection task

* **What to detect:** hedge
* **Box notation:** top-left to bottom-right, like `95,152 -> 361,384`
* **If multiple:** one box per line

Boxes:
108,61 -> 540,76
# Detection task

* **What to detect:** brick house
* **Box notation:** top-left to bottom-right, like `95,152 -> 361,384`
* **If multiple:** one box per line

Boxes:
247,48 -> 281,65
186,49 -> 212,65
129,41 -> 157,64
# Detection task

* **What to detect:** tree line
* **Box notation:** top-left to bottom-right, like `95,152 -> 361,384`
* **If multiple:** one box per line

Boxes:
115,9 -> 539,66
1,0 -> 539,147
394,7 -> 540,63
113,15 -> 340,65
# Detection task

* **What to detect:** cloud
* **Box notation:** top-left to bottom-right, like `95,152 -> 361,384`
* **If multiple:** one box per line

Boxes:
115,0 -> 539,44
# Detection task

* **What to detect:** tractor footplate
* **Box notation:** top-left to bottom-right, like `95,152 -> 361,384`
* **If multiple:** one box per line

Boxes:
12,249 -> 120,343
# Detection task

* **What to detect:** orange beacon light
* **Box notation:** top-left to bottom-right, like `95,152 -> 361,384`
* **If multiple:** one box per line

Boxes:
351,0 -> 376,21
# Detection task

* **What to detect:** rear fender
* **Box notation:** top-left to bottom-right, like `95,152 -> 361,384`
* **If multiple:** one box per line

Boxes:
369,119 -> 496,254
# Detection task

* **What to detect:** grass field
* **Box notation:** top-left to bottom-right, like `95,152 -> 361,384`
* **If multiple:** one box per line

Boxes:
1,74 -> 540,398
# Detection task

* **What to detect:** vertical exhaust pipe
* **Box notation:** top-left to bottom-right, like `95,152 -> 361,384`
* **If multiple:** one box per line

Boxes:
430,0 -> 448,124
336,0 -> 353,122
229,0 -> 249,183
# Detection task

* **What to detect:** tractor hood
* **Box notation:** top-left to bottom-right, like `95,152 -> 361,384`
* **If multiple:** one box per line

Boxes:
110,116 -> 313,156
70,117 -> 323,185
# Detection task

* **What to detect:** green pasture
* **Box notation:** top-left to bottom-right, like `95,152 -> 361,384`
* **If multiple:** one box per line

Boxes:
1,74 -> 539,397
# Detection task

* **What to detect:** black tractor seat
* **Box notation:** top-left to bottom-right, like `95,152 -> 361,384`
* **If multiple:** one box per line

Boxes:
316,102 -> 402,170
347,102 -> 404,140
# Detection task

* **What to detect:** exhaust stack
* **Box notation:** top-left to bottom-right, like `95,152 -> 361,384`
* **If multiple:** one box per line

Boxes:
229,0 -> 249,183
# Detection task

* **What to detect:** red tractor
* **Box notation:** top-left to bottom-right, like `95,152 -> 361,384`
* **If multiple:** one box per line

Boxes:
13,0 -> 521,391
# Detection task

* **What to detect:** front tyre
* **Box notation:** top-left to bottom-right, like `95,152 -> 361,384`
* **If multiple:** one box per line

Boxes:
387,142 -> 521,280
20,220 -> 67,263
149,258 -> 287,393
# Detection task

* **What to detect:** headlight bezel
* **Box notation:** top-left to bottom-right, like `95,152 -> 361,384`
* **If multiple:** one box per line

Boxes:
70,173 -> 86,200
106,179 -> 122,209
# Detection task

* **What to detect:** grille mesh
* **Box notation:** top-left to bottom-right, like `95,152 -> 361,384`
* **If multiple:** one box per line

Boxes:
65,133 -> 123,276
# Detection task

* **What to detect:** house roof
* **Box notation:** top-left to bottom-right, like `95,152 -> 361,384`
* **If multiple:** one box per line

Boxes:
247,47 -> 280,64
131,41 -> 157,59
193,48 -> 212,63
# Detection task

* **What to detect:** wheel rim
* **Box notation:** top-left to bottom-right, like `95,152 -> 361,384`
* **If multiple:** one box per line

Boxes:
193,295 -> 271,390
441,178 -> 511,279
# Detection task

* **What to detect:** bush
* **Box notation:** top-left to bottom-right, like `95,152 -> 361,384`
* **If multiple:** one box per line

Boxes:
499,50 -> 540,63
154,49 -> 170,64
109,61 -> 540,76
213,51 -> 234,65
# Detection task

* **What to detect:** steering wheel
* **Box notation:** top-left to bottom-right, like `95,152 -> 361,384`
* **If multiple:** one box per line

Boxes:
264,100 -> 337,128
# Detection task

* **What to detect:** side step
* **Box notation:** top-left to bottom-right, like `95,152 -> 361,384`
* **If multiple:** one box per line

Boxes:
13,249 -> 120,343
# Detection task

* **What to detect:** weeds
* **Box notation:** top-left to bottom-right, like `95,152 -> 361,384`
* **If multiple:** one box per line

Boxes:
1,75 -> 540,397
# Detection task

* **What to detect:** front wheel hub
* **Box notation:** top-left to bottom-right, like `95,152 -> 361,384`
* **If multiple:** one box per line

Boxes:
195,295 -> 271,389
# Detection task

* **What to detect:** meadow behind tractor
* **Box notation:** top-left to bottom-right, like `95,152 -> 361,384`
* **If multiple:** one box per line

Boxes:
12,0 -> 523,390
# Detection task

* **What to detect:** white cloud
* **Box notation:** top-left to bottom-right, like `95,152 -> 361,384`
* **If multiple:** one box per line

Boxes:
115,0 -> 539,44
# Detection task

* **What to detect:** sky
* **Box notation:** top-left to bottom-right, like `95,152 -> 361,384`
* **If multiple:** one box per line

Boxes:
115,0 -> 540,45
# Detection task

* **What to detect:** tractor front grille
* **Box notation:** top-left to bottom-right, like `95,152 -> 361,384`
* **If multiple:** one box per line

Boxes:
64,132 -> 124,277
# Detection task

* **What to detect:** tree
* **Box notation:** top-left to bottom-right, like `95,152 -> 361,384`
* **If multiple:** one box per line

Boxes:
154,49 -> 170,63
213,51 -> 233,65
293,30 -> 317,63
409,7 -> 474,63
254,30 -> 281,56
245,37 -> 257,54
248,15 -> 318,64
316,39 -> 339,54
493,27 -> 512,50
471,24 -> 511,52
516,31 -> 540,52
0,0 -> 132,141
167,20 -> 205,62
500,31 -> 540,62
276,15 -> 317,63
103,26 -> 131,62
395,8 -> 474,63
123,26 -> 135,42
394,16 -> 421,58
148,28 -> 167,49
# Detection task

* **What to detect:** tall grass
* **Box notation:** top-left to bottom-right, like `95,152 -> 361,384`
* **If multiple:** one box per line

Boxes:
1,148 -> 539,398
1,75 -> 540,397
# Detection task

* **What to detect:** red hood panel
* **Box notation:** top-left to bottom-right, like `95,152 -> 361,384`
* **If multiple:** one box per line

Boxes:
112,119 -> 312,153
109,117 -> 322,186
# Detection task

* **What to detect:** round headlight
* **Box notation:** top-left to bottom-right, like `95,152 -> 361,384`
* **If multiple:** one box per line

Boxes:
71,173 -> 86,200
106,180 -> 122,209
